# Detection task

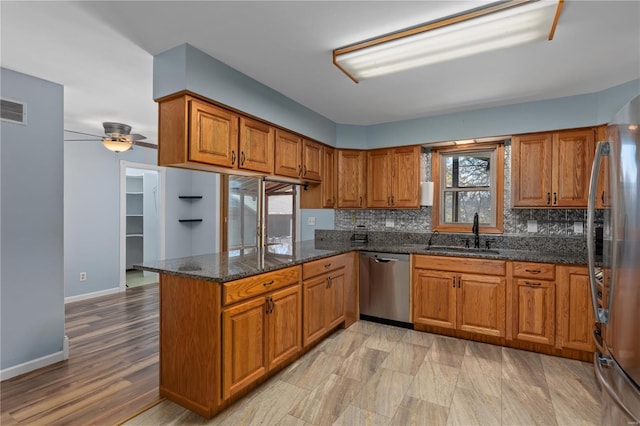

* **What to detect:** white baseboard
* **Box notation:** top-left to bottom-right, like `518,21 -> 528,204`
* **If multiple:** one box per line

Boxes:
1,337 -> 68,381
64,287 -> 122,304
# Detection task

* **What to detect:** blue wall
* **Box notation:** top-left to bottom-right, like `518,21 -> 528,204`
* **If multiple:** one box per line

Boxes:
154,44 -> 337,145
1,68 -> 65,372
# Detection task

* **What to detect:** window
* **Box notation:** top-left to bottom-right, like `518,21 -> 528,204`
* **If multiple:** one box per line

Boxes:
432,143 -> 504,233
221,176 -> 296,252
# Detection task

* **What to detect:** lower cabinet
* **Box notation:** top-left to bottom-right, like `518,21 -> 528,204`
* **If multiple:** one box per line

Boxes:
222,268 -> 302,400
302,254 -> 347,347
413,256 -> 506,338
556,265 -> 594,352
510,262 -> 556,346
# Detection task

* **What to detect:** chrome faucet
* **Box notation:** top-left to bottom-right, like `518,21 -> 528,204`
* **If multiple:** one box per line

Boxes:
472,212 -> 480,248
427,230 -> 439,248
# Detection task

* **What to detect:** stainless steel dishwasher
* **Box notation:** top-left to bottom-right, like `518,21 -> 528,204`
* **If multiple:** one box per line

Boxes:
359,252 -> 411,327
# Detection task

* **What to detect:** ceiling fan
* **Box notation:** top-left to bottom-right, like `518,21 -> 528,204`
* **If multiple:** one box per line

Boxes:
64,122 -> 157,152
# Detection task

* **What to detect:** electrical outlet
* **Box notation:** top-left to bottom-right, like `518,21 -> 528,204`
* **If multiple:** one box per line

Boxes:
80,272 -> 87,281
573,221 -> 584,234
307,216 -> 316,226
527,220 -> 537,233
385,219 -> 394,228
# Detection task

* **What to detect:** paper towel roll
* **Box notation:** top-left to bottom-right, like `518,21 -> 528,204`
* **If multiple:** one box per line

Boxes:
420,181 -> 434,206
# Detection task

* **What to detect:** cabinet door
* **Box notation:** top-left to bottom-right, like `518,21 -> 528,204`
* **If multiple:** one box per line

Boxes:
556,266 -> 594,352
275,129 -> 302,178
392,146 -> 421,208
511,133 -> 553,207
326,270 -> 345,329
458,273 -> 506,337
302,139 -> 322,181
189,99 -> 239,167
222,297 -> 267,399
512,278 -> 555,345
552,129 -> 594,207
267,286 -> 302,371
322,146 -> 337,208
367,149 -> 391,208
337,150 -> 366,208
303,275 -> 328,347
413,269 -> 456,329
239,117 -> 274,173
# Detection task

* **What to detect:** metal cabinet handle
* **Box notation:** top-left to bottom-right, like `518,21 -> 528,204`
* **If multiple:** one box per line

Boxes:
324,263 -> 332,269
525,269 -> 541,274
601,191 -> 605,204
387,196 -> 391,206
263,280 -> 274,287
298,164 -> 302,177
231,151 -> 236,165
265,297 -> 272,314
525,281 -> 542,287
452,277 -> 456,288
303,165 -> 307,176
240,151 -> 245,166
553,192 -> 557,205
391,195 -> 394,206
359,197 -> 363,207
588,141 -> 610,325
270,298 -> 275,313
547,192 -> 551,204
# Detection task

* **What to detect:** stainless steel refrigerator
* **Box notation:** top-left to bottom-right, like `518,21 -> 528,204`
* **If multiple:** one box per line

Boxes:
588,95 -> 640,424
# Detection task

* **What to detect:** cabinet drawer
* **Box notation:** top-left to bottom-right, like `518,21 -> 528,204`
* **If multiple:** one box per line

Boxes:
512,262 -> 555,280
413,255 -> 505,276
303,254 -> 348,280
223,266 -> 301,305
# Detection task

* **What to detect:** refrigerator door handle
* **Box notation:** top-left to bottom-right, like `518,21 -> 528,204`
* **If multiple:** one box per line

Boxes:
587,141 -> 609,324
594,353 -> 640,423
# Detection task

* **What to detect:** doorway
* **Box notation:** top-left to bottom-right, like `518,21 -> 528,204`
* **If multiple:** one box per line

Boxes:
119,161 -> 165,290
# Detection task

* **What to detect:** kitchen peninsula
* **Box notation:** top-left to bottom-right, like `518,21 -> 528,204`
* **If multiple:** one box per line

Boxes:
137,235 -> 594,418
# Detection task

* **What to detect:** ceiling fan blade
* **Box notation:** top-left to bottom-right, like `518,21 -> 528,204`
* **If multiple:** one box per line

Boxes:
64,138 -> 101,142
129,133 -> 147,141
133,141 -> 158,150
64,129 -> 104,138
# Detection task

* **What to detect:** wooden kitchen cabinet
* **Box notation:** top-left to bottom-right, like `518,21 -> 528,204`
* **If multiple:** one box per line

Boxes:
189,99 -> 240,167
512,128 -> 595,207
337,149 -> 366,208
238,117 -> 274,174
556,265 -> 594,352
302,139 -> 322,181
510,262 -> 556,346
321,146 -> 337,208
413,255 -> 506,337
274,129 -> 302,178
302,254 -> 348,347
222,266 -> 301,400
595,125 -> 610,208
367,146 -> 420,208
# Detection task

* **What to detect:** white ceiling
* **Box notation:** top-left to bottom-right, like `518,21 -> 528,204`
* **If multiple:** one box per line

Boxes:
2,1 -> 639,145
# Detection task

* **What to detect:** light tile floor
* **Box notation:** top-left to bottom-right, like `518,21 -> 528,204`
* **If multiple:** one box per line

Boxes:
126,320 -> 601,426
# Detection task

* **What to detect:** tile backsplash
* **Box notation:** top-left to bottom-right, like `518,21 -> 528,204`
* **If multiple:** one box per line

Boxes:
334,143 -> 601,237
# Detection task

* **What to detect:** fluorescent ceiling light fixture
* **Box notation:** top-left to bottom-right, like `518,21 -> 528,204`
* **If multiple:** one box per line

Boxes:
334,0 -> 563,83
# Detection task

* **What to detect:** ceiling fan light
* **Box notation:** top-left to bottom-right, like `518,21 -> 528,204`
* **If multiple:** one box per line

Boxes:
102,137 -> 132,153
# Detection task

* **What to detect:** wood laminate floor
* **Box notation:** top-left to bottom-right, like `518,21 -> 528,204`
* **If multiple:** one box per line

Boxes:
1,283 -> 161,426
127,320 -> 602,426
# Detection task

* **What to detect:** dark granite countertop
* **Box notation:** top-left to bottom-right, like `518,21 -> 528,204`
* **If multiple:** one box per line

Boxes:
135,239 -> 587,283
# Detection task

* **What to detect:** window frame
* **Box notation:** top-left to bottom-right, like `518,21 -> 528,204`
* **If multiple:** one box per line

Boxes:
431,143 -> 504,234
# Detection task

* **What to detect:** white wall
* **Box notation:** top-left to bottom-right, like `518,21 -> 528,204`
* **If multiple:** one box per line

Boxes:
1,68 -> 65,374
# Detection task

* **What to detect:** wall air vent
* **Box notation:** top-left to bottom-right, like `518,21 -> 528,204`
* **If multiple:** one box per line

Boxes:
1,99 -> 27,124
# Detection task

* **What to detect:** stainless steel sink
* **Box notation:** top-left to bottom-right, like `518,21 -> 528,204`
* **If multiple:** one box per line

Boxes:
426,245 -> 500,255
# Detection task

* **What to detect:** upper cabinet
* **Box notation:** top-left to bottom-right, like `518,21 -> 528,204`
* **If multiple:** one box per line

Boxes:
337,149 -> 366,208
274,131 -> 323,182
188,99 -> 240,168
159,93 -> 324,181
274,129 -> 303,179
367,146 -> 421,208
321,146 -> 337,208
512,128 -> 595,208
238,117 -> 274,174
